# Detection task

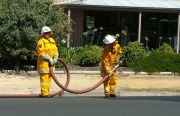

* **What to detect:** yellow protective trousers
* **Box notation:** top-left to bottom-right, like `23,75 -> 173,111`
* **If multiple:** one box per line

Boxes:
39,73 -> 52,96
103,72 -> 117,95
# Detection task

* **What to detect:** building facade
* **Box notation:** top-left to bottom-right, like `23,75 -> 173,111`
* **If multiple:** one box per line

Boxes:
54,0 -> 180,53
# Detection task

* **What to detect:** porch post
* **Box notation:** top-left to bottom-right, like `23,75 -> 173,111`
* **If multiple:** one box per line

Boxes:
176,13 -> 180,53
67,8 -> 71,48
138,12 -> 142,43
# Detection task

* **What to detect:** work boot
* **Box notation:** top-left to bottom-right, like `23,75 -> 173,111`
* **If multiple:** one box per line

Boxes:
105,94 -> 110,98
110,94 -> 117,98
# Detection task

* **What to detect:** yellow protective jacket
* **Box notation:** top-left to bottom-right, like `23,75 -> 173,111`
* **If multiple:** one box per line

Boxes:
36,37 -> 58,73
100,41 -> 122,75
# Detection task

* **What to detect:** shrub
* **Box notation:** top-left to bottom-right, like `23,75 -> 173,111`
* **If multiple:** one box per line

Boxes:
129,51 -> 180,74
77,45 -> 102,66
171,53 -> 180,73
129,43 -> 177,74
57,45 -> 102,67
157,43 -> 174,54
58,46 -> 83,65
121,41 -> 146,66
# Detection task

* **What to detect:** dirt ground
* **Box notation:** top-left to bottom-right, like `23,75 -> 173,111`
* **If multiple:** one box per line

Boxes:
0,73 -> 180,96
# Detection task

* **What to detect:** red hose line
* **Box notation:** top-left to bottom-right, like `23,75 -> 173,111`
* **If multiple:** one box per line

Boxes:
0,94 -> 40,98
49,58 -> 70,96
50,58 -> 109,94
0,58 -> 70,98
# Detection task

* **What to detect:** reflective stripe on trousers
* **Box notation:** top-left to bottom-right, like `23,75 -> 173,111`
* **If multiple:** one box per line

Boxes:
37,69 -> 50,73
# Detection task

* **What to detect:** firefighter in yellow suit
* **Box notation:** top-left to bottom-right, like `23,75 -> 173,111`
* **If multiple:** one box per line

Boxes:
36,26 -> 59,98
100,35 -> 122,98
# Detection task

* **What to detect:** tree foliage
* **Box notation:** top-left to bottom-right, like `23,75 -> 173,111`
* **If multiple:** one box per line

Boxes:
0,0 -> 72,70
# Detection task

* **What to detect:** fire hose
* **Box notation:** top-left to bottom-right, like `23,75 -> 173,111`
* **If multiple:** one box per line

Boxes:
0,58 -> 120,98
50,58 -> 120,94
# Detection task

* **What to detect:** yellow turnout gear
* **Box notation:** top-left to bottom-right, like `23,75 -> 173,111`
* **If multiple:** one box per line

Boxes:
100,41 -> 122,95
36,36 -> 58,96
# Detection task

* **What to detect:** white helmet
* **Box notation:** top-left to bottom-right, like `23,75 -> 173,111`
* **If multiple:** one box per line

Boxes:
103,35 -> 116,44
41,26 -> 52,34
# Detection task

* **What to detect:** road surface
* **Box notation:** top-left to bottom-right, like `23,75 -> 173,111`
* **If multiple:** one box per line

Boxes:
0,96 -> 180,116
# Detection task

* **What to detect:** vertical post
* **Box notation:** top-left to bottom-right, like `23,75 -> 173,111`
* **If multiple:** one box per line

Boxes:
138,12 -> 142,43
176,13 -> 180,53
67,8 -> 71,48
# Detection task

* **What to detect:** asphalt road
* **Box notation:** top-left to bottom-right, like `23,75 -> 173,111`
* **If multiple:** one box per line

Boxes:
0,96 -> 180,116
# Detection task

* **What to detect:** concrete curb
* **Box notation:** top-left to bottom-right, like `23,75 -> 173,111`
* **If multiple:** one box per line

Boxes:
26,70 -> 175,75
2,69 -> 177,75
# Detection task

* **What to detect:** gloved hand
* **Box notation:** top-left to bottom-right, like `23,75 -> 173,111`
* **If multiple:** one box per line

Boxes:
108,70 -> 114,77
42,54 -> 57,66
49,58 -> 57,66
41,54 -> 52,60
53,53 -> 59,61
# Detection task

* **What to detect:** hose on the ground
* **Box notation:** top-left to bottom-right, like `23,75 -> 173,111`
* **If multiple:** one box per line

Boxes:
50,58 -> 110,94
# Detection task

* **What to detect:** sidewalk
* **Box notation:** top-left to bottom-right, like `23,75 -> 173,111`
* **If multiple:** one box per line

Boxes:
0,72 -> 180,97
51,73 -> 180,97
